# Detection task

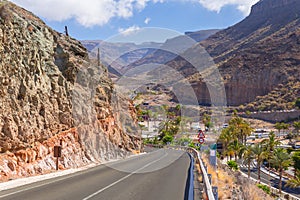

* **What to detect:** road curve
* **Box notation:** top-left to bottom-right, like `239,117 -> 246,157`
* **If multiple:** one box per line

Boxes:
0,149 -> 191,200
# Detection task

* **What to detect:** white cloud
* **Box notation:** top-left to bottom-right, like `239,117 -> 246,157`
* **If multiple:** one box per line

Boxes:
197,0 -> 260,15
9,0 -> 161,27
118,25 -> 141,36
144,17 -> 151,24
9,0 -> 259,28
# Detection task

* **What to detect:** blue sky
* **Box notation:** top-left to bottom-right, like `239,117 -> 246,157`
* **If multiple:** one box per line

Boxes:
10,0 -> 259,42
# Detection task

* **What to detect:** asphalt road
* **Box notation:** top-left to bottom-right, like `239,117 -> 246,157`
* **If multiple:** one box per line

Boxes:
0,149 -> 190,200
240,165 -> 300,198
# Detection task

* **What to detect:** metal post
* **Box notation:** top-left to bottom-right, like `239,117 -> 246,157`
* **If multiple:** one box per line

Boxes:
208,174 -> 212,184
97,48 -> 100,66
204,165 -> 208,173
65,26 -> 69,36
54,145 -> 62,171
56,157 -> 59,171
212,186 -> 218,200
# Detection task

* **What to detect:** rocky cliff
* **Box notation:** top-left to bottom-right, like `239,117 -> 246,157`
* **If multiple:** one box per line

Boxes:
0,1 -> 141,182
196,0 -> 300,107
150,0 -> 299,108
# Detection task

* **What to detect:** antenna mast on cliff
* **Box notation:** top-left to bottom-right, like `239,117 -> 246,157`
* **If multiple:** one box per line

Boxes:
65,26 -> 69,36
97,48 -> 100,66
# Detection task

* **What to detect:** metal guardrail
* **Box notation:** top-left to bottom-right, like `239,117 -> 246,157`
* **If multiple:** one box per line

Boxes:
187,147 -> 215,200
187,153 -> 194,200
146,145 -> 216,199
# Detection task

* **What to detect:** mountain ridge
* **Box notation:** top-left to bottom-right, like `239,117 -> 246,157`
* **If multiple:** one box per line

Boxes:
81,29 -> 220,78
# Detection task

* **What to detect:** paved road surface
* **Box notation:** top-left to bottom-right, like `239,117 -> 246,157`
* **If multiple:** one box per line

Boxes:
240,165 -> 300,198
0,149 -> 190,200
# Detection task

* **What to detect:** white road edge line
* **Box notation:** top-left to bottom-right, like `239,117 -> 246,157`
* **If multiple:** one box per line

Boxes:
0,175 -> 75,198
0,151 -> 159,198
82,150 -> 169,200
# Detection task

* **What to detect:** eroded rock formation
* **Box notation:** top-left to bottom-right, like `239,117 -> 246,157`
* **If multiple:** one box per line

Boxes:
0,1 -> 141,181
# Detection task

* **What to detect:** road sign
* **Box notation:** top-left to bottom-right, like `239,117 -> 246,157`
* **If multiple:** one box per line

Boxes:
198,130 -> 205,138
198,138 -> 205,144
210,150 -> 217,166
54,146 -> 62,157
54,145 -> 62,171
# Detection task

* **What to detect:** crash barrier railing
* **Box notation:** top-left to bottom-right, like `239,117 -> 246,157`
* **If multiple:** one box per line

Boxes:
187,147 -> 215,200
144,145 -> 216,199
187,153 -> 194,200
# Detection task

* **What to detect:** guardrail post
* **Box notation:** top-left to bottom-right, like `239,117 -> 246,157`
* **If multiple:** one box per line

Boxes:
208,174 -> 212,184
212,186 -> 218,200
204,165 -> 208,173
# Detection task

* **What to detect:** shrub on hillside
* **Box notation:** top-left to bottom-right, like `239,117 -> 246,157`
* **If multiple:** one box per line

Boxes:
257,184 -> 270,194
227,160 -> 239,170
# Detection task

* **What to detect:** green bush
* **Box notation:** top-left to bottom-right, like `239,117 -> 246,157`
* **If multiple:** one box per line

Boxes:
227,160 -> 239,170
188,143 -> 200,150
295,98 -> 300,109
204,149 -> 210,155
257,184 -> 270,194
162,135 -> 173,144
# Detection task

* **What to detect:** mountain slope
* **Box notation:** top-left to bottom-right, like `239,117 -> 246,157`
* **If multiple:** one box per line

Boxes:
203,0 -> 300,106
81,29 -> 219,78
168,0 -> 300,107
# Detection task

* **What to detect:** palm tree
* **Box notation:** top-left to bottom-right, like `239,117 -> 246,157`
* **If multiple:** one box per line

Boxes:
243,145 -> 255,179
158,114 -> 180,140
281,123 -> 290,136
275,122 -> 289,139
275,122 -> 283,138
262,131 -> 281,187
229,116 -> 252,145
179,116 -> 189,133
202,113 -> 212,131
262,131 -> 281,152
143,110 -> 152,130
293,121 -> 300,137
287,170 -> 300,188
228,139 -> 243,161
270,148 -> 292,194
292,151 -> 300,177
219,127 -> 233,160
152,112 -> 158,127
252,143 -> 267,183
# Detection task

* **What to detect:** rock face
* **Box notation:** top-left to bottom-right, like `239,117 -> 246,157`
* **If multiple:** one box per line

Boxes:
197,0 -> 300,106
0,1 -> 141,181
